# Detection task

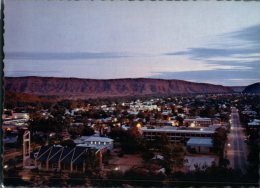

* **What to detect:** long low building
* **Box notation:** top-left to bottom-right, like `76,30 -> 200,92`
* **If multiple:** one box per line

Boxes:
184,118 -> 220,127
141,126 -> 215,143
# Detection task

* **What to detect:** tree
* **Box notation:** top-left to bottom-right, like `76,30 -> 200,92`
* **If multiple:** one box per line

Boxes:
81,126 -> 95,136
67,173 -> 86,186
213,127 -> 227,158
60,139 -> 76,147
161,143 -> 186,175
121,127 -> 144,154
141,150 -> 154,162
124,168 -> 165,186
84,149 -> 99,170
4,169 -> 30,186
172,143 -> 186,168
29,113 -> 65,134
175,116 -> 184,126
106,170 -> 124,187
48,174 -> 65,187
151,133 -> 170,151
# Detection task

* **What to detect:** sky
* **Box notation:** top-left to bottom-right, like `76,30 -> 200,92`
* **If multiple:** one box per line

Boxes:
4,1 -> 260,86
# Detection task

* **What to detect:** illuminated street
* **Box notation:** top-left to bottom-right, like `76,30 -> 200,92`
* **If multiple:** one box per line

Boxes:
226,107 -> 248,173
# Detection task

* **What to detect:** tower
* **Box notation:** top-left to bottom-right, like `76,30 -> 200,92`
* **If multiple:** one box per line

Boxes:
23,131 -> 31,167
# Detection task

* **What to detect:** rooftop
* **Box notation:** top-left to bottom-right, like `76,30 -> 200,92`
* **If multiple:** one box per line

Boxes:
74,136 -> 113,144
141,126 -> 215,134
187,137 -> 213,147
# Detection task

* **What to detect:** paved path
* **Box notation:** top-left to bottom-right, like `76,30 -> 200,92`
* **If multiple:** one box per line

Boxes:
226,107 -> 248,173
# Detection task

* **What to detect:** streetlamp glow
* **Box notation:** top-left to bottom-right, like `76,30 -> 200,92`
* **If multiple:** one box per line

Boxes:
136,123 -> 142,128
227,143 -> 231,147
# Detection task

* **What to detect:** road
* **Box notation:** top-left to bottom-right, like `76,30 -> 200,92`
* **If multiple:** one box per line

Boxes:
4,148 -> 23,162
226,107 -> 248,173
4,145 -> 41,162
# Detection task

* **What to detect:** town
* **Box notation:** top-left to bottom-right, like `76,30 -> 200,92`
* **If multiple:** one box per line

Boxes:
3,93 -> 260,187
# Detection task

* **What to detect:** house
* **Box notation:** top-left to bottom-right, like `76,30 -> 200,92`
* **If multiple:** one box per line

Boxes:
248,119 -> 260,127
74,136 -> 114,151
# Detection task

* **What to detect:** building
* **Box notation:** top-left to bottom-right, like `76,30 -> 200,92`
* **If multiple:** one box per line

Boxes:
248,119 -> 260,128
129,102 -> 160,111
74,136 -> 114,151
35,145 -> 102,172
2,110 -> 29,121
242,110 -> 257,116
186,137 -> 213,153
141,126 -> 214,143
184,118 -> 220,127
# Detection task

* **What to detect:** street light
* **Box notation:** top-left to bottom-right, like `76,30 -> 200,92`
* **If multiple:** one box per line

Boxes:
136,123 -> 142,129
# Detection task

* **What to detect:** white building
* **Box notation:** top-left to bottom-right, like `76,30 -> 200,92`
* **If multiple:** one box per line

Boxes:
248,119 -> 260,127
74,136 -> 114,151
130,103 -> 160,111
184,118 -> 220,127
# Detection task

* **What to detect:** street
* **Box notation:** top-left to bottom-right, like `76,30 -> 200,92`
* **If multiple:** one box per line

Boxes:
226,107 -> 248,173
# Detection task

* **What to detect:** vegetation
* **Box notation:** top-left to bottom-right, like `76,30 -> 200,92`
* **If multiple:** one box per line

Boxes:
212,127 -> 227,157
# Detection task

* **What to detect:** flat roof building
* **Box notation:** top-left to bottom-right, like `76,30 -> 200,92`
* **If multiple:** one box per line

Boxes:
141,126 -> 215,143
187,138 -> 213,153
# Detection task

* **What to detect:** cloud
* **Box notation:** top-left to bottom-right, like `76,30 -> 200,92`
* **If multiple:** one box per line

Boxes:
6,70 -> 61,77
5,51 -> 137,61
164,48 -> 260,59
160,24 -> 260,85
164,24 -> 260,60
151,68 -> 260,86
225,24 -> 260,47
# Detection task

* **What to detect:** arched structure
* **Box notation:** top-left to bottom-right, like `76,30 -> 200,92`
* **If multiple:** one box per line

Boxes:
23,131 -> 31,167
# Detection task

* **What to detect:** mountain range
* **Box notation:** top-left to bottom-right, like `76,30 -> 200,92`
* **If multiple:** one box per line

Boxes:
4,76 -> 237,100
243,82 -> 260,94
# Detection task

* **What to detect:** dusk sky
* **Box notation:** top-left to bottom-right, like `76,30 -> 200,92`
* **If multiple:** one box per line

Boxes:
4,1 -> 260,86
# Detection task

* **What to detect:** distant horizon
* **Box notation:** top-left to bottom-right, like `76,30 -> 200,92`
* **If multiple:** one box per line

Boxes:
4,1 -> 260,86
5,75 -> 253,87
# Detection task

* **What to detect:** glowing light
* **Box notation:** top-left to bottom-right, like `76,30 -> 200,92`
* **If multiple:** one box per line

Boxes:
190,122 -> 196,127
136,123 -> 142,128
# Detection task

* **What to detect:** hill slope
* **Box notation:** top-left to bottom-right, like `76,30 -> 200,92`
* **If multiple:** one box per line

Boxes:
5,77 -> 234,99
243,82 -> 260,94
229,86 -> 246,93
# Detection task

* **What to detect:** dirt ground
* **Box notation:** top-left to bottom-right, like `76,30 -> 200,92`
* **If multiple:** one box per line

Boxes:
106,153 -> 143,172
